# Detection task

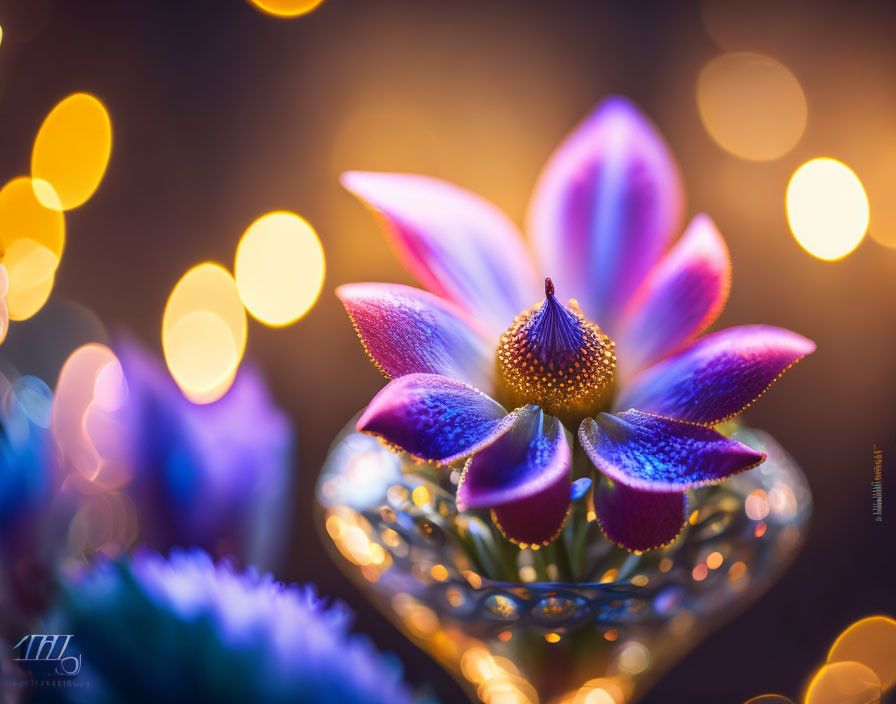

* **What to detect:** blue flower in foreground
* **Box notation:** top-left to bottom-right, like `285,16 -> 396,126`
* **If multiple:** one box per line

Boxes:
52,549 -> 430,704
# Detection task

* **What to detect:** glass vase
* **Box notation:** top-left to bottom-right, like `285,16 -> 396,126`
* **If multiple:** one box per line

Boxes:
316,418 -> 811,704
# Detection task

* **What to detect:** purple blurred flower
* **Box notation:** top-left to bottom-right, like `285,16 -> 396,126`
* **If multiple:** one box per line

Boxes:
112,338 -> 293,566
52,549 -> 430,704
337,96 -> 814,551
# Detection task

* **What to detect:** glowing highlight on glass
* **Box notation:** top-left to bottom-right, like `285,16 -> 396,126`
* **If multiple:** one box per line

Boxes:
827,616 -> 896,691
234,211 -> 325,326
31,93 -> 112,210
247,0 -> 325,17
697,53 -> 807,161
162,263 -> 247,404
787,159 -> 869,261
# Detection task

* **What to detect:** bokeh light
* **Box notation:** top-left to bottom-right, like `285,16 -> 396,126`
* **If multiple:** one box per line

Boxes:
743,696 -> 794,704
0,176 -> 65,258
234,211 -> 325,326
52,343 -> 129,484
697,52 -> 807,161
0,264 -> 8,344
246,0 -> 325,18
786,158 -> 869,261
827,616 -> 896,691
2,238 -> 58,321
162,262 -> 246,404
804,661 -> 882,704
31,93 -> 112,210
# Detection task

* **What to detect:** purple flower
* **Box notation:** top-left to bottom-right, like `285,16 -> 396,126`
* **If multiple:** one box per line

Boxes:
337,97 -> 815,552
113,338 -> 293,565
54,549 -> 429,704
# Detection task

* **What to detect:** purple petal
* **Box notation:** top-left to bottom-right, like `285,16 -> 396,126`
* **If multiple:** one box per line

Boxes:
528,96 -> 684,336
341,172 -> 540,337
579,410 -> 765,492
356,374 -> 512,464
615,214 -> 731,378
337,282 -> 495,393
594,479 -> 687,552
616,325 -> 816,425
456,406 -> 570,509
490,470 -> 571,546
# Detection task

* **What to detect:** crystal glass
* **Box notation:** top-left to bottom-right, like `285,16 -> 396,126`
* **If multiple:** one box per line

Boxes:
316,418 -> 810,704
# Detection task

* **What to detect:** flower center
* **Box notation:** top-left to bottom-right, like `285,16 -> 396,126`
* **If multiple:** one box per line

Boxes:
496,278 -> 616,426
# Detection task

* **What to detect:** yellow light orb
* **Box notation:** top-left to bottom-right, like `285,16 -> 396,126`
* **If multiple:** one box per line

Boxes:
247,0 -> 325,17
234,211 -> 325,326
31,93 -> 112,210
0,177 -> 65,260
3,238 -> 58,320
0,264 -> 8,345
164,310 -> 240,404
162,263 -> 246,404
786,158 -> 869,261
828,616 -> 896,691
804,661 -> 882,704
697,52 -> 807,161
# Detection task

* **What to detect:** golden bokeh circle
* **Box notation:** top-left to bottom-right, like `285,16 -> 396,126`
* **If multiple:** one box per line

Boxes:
697,52 -> 807,161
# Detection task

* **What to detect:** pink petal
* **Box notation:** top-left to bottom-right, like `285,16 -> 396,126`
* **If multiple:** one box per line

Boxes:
342,171 -> 540,337
579,410 -> 765,492
356,373 -> 512,464
594,479 -> 687,552
457,406 -> 570,509
337,282 -> 495,393
615,214 -> 731,379
490,469 -> 571,547
616,325 -> 816,425
528,96 -> 684,336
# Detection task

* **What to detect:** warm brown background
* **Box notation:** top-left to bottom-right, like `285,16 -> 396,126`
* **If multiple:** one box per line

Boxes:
0,0 -> 894,701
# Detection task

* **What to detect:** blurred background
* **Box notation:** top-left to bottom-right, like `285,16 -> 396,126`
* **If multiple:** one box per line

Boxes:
0,0 -> 893,701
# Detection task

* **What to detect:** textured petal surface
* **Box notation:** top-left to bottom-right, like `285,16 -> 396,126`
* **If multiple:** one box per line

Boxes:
594,479 -> 687,552
490,469 -> 571,546
615,214 -> 730,378
337,282 -> 495,393
579,410 -> 765,491
357,374 -> 512,463
528,96 -> 684,336
457,406 -> 570,509
342,171 -> 540,337
616,325 -> 816,424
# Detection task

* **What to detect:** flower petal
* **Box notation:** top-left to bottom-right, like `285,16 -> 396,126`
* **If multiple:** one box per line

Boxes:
341,171 -> 540,337
593,479 -> 687,552
579,410 -> 765,492
615,214 -> 730,378
490,470 -> 571,547
528,96 -> 684,336
337,282 -> 495,393
356,373 -> 512,464
457,406 -> 570,509
616,325 -> 816,424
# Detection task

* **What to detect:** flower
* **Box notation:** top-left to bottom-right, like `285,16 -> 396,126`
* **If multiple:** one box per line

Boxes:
53,338 -> 293,566
337,96 -> 815,552
52,548 -> 430,704
113,339 -> 294,565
